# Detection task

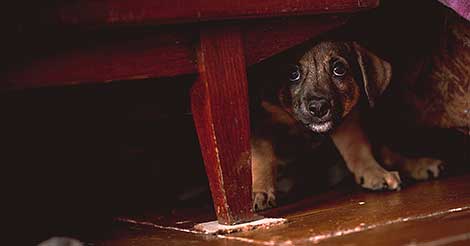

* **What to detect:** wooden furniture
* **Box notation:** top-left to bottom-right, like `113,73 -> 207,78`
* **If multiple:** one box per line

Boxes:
94,172 -> 470,245
1,0 -> 378,225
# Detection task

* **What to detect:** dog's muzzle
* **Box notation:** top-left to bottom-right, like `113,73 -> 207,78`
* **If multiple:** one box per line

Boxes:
302,97 -> 334,133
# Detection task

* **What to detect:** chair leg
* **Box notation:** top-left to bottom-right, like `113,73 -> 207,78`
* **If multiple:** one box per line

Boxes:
190,24 -> 255,225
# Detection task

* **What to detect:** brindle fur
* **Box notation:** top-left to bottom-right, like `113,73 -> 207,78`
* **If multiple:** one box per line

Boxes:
403,10 -> 470,133
374,7 -> 468,180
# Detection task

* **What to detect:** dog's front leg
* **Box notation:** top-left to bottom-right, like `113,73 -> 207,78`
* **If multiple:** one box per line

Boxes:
331,109 -> 401,190
251,138 -> 277,211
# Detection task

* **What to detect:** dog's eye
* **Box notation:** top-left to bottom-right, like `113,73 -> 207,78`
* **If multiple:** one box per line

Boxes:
288,65 -> 301,82
332,60 -> 347,77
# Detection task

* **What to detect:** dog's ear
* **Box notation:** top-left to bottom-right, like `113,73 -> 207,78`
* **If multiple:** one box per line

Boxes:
353,42 -> 392,107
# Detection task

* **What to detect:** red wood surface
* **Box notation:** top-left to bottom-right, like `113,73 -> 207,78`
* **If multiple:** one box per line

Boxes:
1,15 -> 346,90
37,0 -> 377,28
243,15 -> 347,65
191,24 -> 254,225
3,31 -> 197,89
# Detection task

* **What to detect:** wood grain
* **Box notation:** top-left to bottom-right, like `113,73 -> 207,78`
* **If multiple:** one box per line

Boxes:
100,172 -> 470,245
190,24 -> 254,225
243,15 -> 347,65
2,29 -> 197,90
34,0 -> 376,28
234,175 -> 470,245
1,15 -> 346,90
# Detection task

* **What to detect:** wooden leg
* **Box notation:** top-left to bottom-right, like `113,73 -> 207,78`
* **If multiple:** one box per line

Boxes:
191,24 -> 255,225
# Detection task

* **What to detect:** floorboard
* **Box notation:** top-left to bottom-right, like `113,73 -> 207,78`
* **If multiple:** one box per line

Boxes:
88,173 -> 470,245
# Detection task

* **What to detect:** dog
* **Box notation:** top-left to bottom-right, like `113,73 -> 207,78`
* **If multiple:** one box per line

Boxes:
251,40 -> 401,211
363,3 -> 468,181
398,8 -> 469,134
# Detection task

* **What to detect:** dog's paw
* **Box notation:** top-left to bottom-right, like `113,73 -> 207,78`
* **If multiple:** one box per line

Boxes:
403,158 -> 444,180
356,167 -> 401,191
252,191 -> 276,212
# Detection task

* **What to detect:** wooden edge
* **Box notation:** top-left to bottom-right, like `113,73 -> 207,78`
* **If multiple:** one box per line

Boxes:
1,15 -> 347,91
31,0 -> 376,29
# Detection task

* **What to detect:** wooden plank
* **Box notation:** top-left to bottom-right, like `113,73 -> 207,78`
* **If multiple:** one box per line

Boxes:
229,174 -> 470,244
1,15 -> 346,90
91,173 -> 470,245
2,31 -> 197,90
321,210 -> 470,245
190,24 -> 254,225
35,0 -> 376,28
243,15 -> 347,65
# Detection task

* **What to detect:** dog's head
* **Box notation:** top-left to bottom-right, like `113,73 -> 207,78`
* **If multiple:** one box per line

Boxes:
279,41 -> 392,133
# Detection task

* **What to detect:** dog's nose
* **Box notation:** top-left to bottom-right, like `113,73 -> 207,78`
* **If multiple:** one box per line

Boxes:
308,99 -> 330,119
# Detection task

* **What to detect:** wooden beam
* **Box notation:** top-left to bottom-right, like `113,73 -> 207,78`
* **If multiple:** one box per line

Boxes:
2,31 -> 197,90
1,15 -> 347,90
243,15 -> 348,65
191,24 -> 254,225
34,0 -> 377,28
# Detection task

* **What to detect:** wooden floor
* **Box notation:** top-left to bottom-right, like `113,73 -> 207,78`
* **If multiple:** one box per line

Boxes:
87,172 -> 470,246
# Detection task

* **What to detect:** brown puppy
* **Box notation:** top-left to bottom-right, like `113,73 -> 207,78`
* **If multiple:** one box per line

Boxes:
252,41 -> 400,211
374,7 -> 468,180
399,8 -> 469,134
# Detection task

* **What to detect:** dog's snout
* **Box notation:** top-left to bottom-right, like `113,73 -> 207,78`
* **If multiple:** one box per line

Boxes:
308,98 -> 331,119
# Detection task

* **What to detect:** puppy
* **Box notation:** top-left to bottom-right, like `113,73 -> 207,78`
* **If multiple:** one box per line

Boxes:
371,6 -> 468,180
251,41 -> 400,211
399,6 -> 469,134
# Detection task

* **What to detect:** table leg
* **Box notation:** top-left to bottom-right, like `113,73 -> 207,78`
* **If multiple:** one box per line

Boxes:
190,24 -> 255,225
